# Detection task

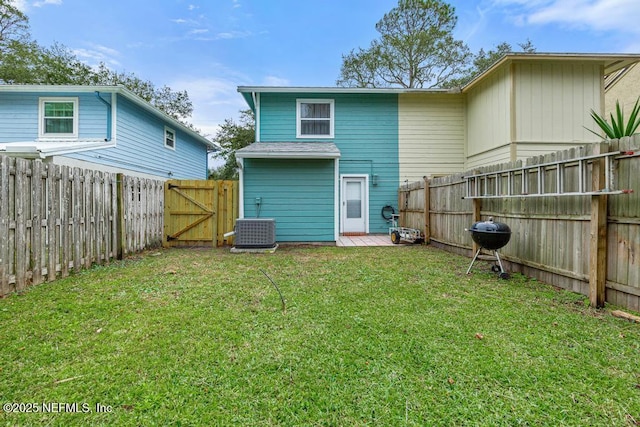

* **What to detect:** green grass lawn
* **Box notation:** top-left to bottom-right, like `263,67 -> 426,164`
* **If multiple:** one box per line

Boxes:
1,245 -> 639,426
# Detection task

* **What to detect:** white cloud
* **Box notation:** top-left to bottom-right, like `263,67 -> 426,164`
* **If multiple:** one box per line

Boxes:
169,76 -> 250,138
73,43 -> 121,68
188,4 -> 198,11
261,76 -> 290,86
10,0 -> 27,11
33,0 -> 62,7
214,30 -> 252,40
494,0 -> 640,33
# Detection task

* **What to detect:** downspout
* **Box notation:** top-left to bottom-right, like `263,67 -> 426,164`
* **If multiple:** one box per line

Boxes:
238,158 -> 245,218
94,91 -> 112,141
252,92 -> 260,142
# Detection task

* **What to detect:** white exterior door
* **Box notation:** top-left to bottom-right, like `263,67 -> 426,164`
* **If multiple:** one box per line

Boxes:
341,176 -> 368,233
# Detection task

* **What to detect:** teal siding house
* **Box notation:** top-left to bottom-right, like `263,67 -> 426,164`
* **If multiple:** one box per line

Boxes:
236,55 -> 640,244
237,88 -> 400,243
0,85 -> 215,179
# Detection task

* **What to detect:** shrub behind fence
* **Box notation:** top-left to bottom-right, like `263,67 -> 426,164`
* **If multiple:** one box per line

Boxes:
0,156 -> 164,296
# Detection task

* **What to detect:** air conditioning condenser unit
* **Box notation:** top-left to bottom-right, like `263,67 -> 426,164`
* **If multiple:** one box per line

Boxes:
234,218 -> 276,249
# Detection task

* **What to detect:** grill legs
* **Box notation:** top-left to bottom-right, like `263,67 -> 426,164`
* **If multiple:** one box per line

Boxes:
466,248 -> 509,279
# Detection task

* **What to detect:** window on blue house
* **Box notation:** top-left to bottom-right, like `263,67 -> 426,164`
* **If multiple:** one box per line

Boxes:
39,97 -> 78,138
164,127 -> 176,149
297,99 -> 334,138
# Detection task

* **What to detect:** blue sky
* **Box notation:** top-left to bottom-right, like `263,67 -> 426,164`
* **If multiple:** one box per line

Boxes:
14,0 -> 640,141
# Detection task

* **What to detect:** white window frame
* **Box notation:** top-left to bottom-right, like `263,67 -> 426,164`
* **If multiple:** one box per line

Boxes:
38,97 -> 79,139
164,126 -> 176,150
296,99 -> 334,139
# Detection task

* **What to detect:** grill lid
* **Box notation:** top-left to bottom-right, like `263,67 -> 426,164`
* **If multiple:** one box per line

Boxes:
470,217 -> 511,234
468,217 -> 511,250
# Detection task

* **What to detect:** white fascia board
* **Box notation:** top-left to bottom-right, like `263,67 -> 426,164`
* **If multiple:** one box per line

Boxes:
235,152 -> 341,160
237,86 -> 454,95
0,139 -> 116,158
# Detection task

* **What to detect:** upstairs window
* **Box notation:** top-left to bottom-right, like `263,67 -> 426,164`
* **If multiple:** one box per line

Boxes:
39,97 -> 78,138
164,127 -> 176,149
297,99 -> 334,138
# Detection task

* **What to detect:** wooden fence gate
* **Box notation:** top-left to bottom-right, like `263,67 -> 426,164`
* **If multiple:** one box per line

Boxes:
163,180 -> 238,247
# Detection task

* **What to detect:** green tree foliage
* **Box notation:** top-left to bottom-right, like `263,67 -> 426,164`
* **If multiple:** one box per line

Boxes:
337,0 -> 472,88
210,109 -> 255,180
447,40 -> 536,88
0,0 -> 193,124
87,63 -> 193,122
0,0 -> 28,47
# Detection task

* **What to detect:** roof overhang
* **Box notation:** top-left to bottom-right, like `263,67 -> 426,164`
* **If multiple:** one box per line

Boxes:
236,142 -> 341,160
237,86 -> 458,111
238,86 -> 455,94
0,138 -> 116,159
462,53 -> 640,92
0,84 -> 217,150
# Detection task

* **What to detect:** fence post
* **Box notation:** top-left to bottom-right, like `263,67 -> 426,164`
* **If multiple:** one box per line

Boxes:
116,173 -> 125,260
423,176 -> 430,243
589,142 -> 608,308
213,180 -> 219,247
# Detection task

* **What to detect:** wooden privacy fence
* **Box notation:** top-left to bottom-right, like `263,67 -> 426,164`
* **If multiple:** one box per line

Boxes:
163,179 -> 238,247
399,136 -> 640,312
0,155 -> 164,297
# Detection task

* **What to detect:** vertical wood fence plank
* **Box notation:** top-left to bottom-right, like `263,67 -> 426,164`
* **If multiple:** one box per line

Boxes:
72,168 -> 82,273
60,166 -> 70,278
213,180 -> 220,247
424,177 -> 430,243
31,160 -> 43,286
472,198 -> 482,254
163,180 -> 172,248
0,156 -> 10,294
47,164 -> 59,282
84,170 -> 93,268
14,158 -> 27,291
95,172 -> 103,264
116,173 -> 125,259
110,173 -> 118,261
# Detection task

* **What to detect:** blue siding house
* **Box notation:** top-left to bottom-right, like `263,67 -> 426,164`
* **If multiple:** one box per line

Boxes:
0,85 -> 215,179
237,88 -> 400,243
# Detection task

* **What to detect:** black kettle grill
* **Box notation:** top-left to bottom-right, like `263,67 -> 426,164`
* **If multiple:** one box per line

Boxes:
466,217 -> 511,279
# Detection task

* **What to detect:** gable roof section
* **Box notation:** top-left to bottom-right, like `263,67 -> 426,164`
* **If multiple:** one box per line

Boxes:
0,84 -> 217,150
462,53 -> 640,92
236,142 -> 340,159
239,53 -> 640,103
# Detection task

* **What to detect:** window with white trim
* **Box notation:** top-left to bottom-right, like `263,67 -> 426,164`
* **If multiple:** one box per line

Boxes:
39,97 -> 78,138
164,127 -> 176,149
296,99 -> 334,138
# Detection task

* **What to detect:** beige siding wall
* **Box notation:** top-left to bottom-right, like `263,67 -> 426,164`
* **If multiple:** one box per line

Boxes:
513,61 -> 601,144
465,145 -> 510,170
465,64 -> 511,163
605,64 -> 640,116
398,93 -> 465,182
